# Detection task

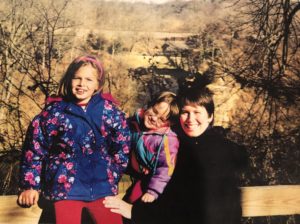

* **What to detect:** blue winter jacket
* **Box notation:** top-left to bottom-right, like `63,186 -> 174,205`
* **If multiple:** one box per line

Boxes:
19,94 -> 131,201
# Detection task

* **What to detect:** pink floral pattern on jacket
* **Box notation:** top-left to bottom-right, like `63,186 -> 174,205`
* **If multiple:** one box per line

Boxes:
19,95 -> 130,201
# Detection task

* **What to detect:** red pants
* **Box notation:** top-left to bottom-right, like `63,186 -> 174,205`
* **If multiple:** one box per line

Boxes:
54,198 -> 122,224
127,180 -> 143,203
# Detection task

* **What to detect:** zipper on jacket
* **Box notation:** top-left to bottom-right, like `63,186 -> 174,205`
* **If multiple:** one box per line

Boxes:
90,159 -> 94,200
90,186 -> 94,199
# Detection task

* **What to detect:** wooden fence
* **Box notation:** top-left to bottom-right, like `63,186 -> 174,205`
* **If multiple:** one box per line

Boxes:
0,185 -> 299,224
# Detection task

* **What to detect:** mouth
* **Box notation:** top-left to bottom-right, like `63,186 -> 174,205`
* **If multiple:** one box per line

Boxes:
148,121 -> 156,126
75,88 -> 86,94
145,118 -> 157,127
183,123 -> 200,130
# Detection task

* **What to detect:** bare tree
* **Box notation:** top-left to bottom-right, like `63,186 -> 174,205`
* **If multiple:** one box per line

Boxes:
225,0 -> 300,138
0,0 -> 75,194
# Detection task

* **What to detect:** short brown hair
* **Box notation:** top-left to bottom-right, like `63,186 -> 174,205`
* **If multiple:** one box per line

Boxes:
178,86 -> 214,124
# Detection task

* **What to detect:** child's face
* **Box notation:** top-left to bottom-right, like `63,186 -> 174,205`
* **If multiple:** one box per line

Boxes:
71,64 -> 100,104
144,102 -> 170,130
180,104 -> 213,137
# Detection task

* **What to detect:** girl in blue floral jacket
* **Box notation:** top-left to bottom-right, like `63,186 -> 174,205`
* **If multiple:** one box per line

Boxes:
18,55 -> 131,224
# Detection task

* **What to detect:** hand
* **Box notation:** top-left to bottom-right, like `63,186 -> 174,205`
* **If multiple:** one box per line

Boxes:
103,196 -> 133,219
142,167 -> 149,175
18,189 -> 39,206
141,192 -> 155,203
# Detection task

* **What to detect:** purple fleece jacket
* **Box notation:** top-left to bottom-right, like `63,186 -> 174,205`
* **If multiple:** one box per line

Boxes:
128,109 -> 179,199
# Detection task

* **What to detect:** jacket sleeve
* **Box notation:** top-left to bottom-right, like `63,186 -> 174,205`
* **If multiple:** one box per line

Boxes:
147,134 -> 179,198
19,114 -> 50,191
102,101 -> 131,177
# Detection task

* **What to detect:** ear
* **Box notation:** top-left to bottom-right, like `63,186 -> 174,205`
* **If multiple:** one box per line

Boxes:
208,114 -> 214,124
94,84 -> 102,93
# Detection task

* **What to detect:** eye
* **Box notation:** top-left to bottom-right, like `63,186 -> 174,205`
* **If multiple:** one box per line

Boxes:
180,112 -> 189,118
180,110 -> 188,115
159,117 -> 168,123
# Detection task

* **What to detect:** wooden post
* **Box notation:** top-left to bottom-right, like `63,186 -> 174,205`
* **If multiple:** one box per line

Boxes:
241,185 -> 300,217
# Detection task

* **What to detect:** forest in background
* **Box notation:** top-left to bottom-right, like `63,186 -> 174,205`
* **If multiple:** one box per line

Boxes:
0,0 -> 299,223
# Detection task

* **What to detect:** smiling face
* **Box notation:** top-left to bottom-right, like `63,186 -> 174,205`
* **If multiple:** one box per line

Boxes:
179,104 -> 213,137
144,102 -> 171,131
71,64 -> 99,104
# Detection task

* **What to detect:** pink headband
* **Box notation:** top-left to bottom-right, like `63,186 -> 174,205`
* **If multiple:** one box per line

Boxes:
75,56 -> 104,80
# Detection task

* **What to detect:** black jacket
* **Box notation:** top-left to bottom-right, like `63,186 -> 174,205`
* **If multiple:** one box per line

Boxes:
132,126 -> 248,224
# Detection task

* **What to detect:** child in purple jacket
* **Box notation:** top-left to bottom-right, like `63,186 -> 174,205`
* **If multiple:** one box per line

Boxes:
124,91 -> 179,204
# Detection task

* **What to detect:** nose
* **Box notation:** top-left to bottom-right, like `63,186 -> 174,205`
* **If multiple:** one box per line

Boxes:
79,79 -> 86,86
150,114 -> 157,121
187,113 -> 195,121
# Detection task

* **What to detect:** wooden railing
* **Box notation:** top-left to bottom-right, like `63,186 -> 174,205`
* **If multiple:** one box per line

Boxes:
0,185 -> 299,224
241,185 -> 300,217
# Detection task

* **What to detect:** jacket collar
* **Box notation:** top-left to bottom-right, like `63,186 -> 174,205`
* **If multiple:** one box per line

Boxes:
64,95 -> 105,149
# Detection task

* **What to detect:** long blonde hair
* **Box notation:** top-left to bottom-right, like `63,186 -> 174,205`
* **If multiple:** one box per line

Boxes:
58,55 -> 104,101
